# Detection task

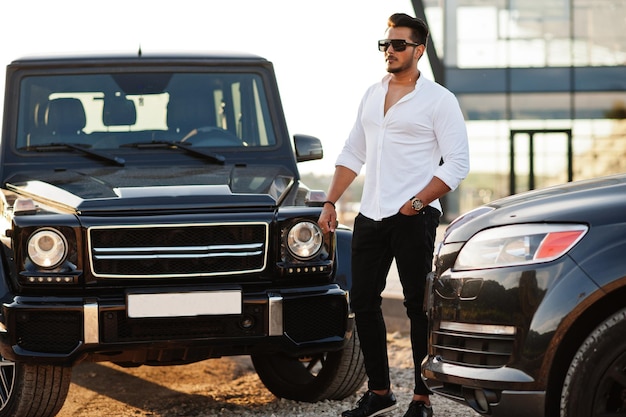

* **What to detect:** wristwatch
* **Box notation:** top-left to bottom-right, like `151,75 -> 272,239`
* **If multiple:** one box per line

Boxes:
410,196 -> 424,212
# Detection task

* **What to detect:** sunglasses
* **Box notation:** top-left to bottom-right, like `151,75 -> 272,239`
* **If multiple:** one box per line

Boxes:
378,39 -> 421,52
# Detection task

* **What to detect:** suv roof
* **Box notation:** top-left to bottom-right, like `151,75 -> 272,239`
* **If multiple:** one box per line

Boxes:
9,51 -> 268,65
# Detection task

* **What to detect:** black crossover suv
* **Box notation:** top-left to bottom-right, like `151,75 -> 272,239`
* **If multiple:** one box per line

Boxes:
422,174 -> 626,417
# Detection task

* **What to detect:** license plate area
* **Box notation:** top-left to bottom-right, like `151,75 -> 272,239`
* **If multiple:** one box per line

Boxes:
127,290 -> 242,318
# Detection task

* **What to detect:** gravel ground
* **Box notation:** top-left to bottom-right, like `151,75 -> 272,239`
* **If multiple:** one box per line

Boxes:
57,332 -> 479,417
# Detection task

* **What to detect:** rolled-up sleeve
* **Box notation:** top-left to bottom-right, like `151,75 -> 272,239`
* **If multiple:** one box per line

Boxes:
432,92 -> 470,191
335,95 -> 368,175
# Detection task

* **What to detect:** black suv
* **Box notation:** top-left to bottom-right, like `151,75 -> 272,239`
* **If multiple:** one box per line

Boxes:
0,53 -> 365,417
422,174 -> 626,417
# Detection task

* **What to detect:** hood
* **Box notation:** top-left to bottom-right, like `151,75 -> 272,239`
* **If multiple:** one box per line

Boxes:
6,165 -> 295,214
445,173 -> 626,243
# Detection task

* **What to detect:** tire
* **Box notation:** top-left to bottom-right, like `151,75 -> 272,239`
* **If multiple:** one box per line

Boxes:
251,330 -> 367,402
561,308 -> 626,417
0,358 -> 72,417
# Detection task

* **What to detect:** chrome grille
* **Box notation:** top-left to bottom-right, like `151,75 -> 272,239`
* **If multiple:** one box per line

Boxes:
89,222 -> 268,278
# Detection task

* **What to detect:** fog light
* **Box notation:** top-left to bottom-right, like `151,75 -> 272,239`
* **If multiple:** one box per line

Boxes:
463,387 -> 498,414
240,315 -> 255,329
474,389 -> 489,412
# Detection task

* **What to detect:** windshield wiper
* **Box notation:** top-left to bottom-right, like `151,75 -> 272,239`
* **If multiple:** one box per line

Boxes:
121,141 -> 226,165
20,143 -> 125,166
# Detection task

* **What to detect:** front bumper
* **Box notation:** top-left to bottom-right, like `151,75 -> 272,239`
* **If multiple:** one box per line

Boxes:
0,284 -> 352,365
420,249 -> 580,416
422,356 -> 545,416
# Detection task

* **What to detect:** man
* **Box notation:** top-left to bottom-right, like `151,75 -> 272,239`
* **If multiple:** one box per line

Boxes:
318,13 -> 469,417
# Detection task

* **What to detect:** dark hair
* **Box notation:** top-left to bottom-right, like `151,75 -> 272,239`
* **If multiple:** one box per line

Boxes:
387,13 -> 429,46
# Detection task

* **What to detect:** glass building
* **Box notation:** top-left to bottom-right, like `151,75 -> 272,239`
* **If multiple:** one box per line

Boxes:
412,0 -> 626,218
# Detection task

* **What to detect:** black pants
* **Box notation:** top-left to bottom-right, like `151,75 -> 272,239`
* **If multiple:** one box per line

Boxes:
350,207 -> 439,395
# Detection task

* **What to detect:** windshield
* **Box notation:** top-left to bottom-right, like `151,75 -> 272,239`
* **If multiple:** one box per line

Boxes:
16,72 -> 277,150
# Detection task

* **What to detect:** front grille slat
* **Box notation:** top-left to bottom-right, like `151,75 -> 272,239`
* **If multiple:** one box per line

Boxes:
94,243 -> 263,260
432,327 -> 515,368
89,223 -> 268,278
432,344 -> 511,357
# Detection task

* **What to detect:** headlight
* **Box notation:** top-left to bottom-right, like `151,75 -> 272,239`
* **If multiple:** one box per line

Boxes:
455,224 -> 588,270
27,228 -> 68,268
286,221 -> 323,260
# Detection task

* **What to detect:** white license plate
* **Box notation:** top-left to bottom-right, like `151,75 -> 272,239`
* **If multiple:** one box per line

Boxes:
127,290 -> 242,318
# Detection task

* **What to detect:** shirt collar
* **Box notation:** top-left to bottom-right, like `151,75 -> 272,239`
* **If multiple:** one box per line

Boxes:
380,72 -> 425,92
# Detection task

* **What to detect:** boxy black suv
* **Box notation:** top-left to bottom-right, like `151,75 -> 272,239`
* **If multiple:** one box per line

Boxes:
422,174 -> 626,417
0,53 -> 365,417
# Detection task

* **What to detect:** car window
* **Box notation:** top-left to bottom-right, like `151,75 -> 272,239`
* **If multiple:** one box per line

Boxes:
16,72 -> 277,150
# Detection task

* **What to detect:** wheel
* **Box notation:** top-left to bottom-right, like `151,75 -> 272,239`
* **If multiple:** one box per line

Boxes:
0,358 -> 72,417
561,308 -> 626,417
251,330 -> 367,402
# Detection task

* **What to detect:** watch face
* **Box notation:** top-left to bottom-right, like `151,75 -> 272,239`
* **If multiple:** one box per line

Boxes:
412,199 -> 423,211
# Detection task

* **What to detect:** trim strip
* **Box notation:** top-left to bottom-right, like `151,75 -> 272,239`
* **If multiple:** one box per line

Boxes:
440,321 -> 516,336
83,300 -> 99,344
268,295 -> 283,336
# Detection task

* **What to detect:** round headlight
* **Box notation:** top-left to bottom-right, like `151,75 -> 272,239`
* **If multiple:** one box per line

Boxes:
27,229 -> 67,268
287,221 -> 323,260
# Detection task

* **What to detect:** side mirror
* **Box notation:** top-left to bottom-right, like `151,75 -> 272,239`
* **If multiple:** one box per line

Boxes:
294,134 -> 323,162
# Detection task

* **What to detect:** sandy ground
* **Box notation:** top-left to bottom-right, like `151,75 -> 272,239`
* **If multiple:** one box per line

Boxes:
56,333 -> 479,417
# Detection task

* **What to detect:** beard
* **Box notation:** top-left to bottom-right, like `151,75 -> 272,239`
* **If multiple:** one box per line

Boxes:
386,58 -> 413,74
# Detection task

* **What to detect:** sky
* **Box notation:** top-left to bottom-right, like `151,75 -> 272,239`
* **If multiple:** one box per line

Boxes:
1,0 -> 429,175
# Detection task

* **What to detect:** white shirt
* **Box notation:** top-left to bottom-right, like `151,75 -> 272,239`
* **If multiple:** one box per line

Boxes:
336,74 -> 470,221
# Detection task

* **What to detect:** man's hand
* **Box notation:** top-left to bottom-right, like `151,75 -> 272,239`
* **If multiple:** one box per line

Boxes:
318,202 -> 338,233
398,200 -> 418,216
317,166 -> 358,233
